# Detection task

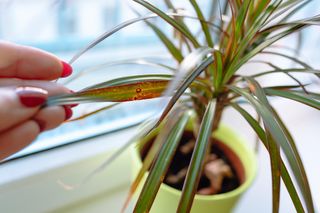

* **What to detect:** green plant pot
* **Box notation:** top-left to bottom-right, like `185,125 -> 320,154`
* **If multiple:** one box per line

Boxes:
131,124 -> 257,213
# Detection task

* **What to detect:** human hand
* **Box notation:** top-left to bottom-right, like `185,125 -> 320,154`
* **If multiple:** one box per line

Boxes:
0,41 -> 73,160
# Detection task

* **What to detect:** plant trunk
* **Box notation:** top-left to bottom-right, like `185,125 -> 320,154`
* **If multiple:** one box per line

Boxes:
212,94 -> 227,132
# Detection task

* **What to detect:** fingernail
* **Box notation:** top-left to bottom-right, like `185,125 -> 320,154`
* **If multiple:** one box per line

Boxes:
61,61 -> 73,78
63,106 -> 73,120
16,87 -> 48,107
34,119 -> 46,132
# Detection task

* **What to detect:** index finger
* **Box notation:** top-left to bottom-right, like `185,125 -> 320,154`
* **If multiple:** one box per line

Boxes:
0,41 -> 72,80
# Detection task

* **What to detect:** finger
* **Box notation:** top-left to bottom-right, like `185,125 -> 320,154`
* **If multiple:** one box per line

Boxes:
0,78 -> 71,96
0,41 -> 72,80
0,87 -> 47,132
33,106 -> 72,132
0,120 -> 40,161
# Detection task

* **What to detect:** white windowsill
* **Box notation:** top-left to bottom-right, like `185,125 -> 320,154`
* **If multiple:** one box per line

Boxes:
0,127 -> 137,213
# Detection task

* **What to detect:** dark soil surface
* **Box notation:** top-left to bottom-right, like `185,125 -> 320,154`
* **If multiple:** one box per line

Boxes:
141,131 -> 242,195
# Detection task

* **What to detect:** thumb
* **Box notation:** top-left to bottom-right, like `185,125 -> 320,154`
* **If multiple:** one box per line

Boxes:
0,87 -> 47,132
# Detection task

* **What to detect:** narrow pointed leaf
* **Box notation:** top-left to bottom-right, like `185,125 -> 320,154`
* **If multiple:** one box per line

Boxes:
83,74 -> 173,90
260,51 -> 313,70
122,107 -> 188,212
245,77 -> 281,213
133,0 -> 200,47
290,91 -> 320,101
265,130 -> 281,213
246,78 -> 314,212
251,68 -> 320,78
265,89 -> 320,110
230,86 -> 314,212
134,110 -> 190,212
213,50 -> 223,90
69,14 -> 160,64
249,0 -> 270,22
231,103 -> 304,212
234,0 -> 252,40
190,0 -> 214,47
225,24 -> 306,83
69,10 -> 210,64
147,22 -> 184,62
178,100 -> 216,212
268,103 -> 315,213
47,80 -> 168,106
67,103 -> 119,122
75,81 -> 167,102
65,60 -> 176,85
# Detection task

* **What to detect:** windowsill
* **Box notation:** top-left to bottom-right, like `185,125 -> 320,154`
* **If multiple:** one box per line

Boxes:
0,127 -> 137,213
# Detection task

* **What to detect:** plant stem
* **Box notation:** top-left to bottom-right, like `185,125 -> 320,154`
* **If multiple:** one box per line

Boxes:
212,92 -> 228,132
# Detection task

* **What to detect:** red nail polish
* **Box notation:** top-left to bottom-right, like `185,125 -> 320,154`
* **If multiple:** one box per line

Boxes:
16,87 -> 48,107
63,106 -> 73,120
61,61 -> 73,78
34,119 -> 46,132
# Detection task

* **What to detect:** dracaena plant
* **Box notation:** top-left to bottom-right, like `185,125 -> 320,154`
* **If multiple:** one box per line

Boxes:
47,0 -> 320,212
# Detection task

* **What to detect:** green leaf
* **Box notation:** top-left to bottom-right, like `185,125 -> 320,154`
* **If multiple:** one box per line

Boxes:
134,109 -> 190,212
49,74 -> 208,106
213,50 -> 223,90
265,89 -> 320,110
234,0 -> 252,40
124,107 -> 189,212
290,91 -> 320,101
251,68 -> 320,78
146,21 -> 184,62
265,130 -> 281,213
190,0 -> 214,47
245,76 -> 268,104
177,100 -> 216,212
69,14 -> 161,64
67,103 -> 119,122
47,80 -> 168,106
261,13 -> 320,34
230,86 -> 314,212
245,77 -> 281,213
268,104 -> 314,213
133,0 -> 200,48
246,78 -> 315,212
82,74 -> 172,90
231,103 -> 305,212
270,1 -> 311,26
248,0 -> 270,23
65,60 -> 176,86
222,0 -> 281,76
69,7 -> 217,64
264,85 -> 310,91
224,23 -> 306,83
260,51 -> 313,70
